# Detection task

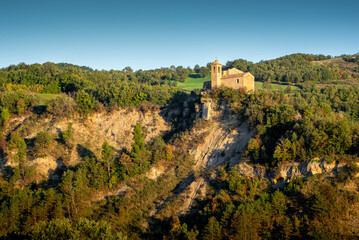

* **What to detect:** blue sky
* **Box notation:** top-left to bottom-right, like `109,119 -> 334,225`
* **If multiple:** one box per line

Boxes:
1,0 -> 358,70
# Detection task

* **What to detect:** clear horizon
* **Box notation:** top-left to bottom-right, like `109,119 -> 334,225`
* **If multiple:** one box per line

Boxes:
1,0 -> 358,71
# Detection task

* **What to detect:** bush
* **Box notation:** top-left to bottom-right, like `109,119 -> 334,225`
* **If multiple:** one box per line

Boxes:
34,131 -> 53,153
345,162 -> 359,178
76,90 -> 94,115
0,90 -> 37,114
0,107 -> 10,127
47,95 -> 77,117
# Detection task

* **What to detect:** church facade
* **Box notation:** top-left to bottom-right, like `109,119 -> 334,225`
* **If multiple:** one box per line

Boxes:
209,60 -> 255,92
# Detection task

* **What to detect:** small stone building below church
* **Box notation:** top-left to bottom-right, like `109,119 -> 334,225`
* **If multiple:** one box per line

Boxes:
205,60 -> 255,92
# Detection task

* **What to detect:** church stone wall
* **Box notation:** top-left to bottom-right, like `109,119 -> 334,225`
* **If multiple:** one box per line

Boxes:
221,77 -> 242,90
243,74 -> 255,92
210,60 -> 255,92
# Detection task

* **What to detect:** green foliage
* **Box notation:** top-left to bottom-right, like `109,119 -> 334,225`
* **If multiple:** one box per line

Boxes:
76,90 -> 94,115
132,92 -> 148,105
241,53 -> 337,83
0,90 -> 37,114
34,131 -> 53,153
343,54 -> 359,64
262,80 -> 272,90
150,137 -> 173,163
0,107 -> 10,127
75,218 -> 126,240
210,86 -> 359,165
8,132 -> 27,163
198,67 -> 210,78
225,58 -> 253,72
273,138 -> 296,163
271,190 -> 288,216
1,56 -> 359,240
47,95 -> 77,117
165,165 -> 359,240
0,62 -> 183,110
31,218 -> 77,240
62,122 -> 73,147
31,218 -> 123,240
202,217 -> 222,240
101,141 -> 114,163
101,141 -> 117,187
131,122 -> 150,173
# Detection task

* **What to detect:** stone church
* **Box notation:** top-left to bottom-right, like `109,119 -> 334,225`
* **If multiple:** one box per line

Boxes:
205,60 -> 255,92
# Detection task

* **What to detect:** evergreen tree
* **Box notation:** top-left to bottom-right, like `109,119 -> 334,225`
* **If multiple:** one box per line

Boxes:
101,141 -> 115,181
131,122 -> 149,173
0,108 -> 10,127
119,152 -> 133,176
202,217 -> 222,240
34,131 -> 53,154
76,90 -> 94,115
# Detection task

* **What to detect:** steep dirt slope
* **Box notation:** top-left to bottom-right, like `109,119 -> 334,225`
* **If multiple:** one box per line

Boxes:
177,107 -> 255,215
191,120 -> 254,170
2,108 -> 170,181
147,103 -> 255,218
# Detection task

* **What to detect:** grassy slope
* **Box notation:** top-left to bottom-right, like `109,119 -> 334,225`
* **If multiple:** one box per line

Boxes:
255,82 -> 301,91
36,93 -> 60,105
176,75 -> 211,91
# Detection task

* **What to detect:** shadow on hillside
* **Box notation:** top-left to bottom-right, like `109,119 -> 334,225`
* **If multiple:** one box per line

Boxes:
31,105 -> 47,115
38,144 -> 97,188
76,144 -> 97,159
159,91 -> 200,142
45,157 -> 67,188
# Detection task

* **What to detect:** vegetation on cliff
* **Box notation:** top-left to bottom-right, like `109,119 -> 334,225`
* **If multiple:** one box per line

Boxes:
0,54 -> 359,239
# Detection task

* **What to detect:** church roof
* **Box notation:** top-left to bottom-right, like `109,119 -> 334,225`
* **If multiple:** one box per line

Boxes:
211,59 -> 221,65
221,73 -> 246,79
221,72 -> 253,79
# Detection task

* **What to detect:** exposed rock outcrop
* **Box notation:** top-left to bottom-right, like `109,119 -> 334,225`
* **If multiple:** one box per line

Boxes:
2,108 -> 171,182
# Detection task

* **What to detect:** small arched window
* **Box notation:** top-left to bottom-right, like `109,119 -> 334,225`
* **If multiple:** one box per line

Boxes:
237,79 -> 239,84
218,66 -> 220,72
213,66 -> 216,72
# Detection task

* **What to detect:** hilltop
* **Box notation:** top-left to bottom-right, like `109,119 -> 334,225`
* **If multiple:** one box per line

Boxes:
0,53 -> 359,239
312,56 -> 359,84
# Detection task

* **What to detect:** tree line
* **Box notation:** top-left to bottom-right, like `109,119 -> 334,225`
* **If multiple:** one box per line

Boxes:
225,53 -> 355,83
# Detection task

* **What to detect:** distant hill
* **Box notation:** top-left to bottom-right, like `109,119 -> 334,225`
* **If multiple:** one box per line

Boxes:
226,53 -> 358,84
55,62 -> 94,72
312,56 -> 359,79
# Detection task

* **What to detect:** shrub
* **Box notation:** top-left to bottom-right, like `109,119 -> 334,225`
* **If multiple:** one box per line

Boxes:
47,95 -> 77,117
0,107 -> 10,127
0,90 -> 37,114
76,90 -> 94,115
34,131 -> 53,153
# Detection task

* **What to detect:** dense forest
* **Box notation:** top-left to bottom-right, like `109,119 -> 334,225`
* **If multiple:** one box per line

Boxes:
0,62 -> 193,110
225,53 -> 359,83
0,53 -> 359,239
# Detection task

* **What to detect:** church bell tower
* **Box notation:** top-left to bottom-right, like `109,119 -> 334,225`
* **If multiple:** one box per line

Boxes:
211,60 -> 222,89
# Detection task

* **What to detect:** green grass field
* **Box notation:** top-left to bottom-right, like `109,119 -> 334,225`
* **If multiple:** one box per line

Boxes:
175,75 -> 211,91
37,93 -> 60,105
174,74 -> 302,92
255,82 -> 301,91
